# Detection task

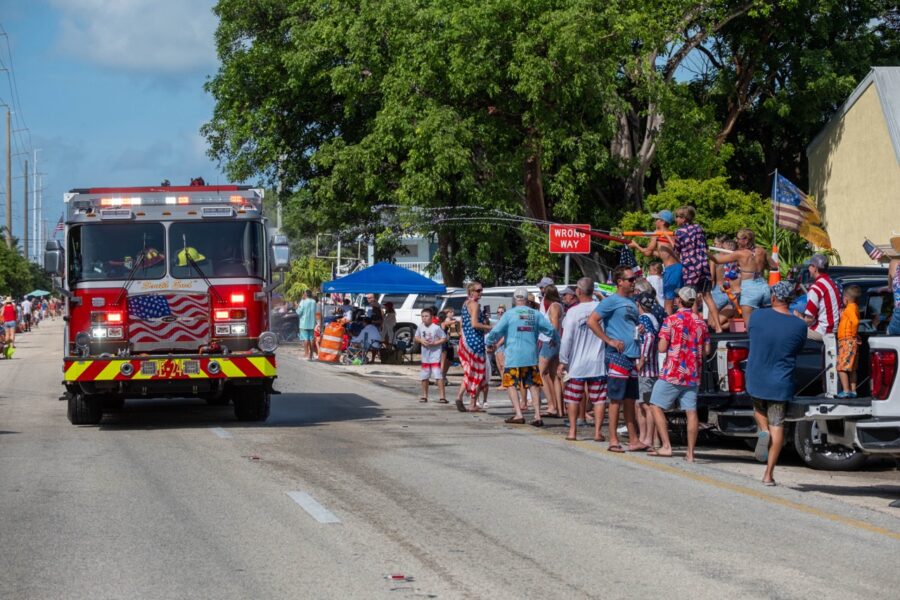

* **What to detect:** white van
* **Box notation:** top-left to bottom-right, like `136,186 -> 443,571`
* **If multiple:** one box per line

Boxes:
439,286 -> 543,322
379,290 -> 462,346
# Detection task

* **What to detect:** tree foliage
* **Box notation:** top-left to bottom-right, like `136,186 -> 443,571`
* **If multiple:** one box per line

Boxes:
205,0 -> 897,283
0,231 -> 50,298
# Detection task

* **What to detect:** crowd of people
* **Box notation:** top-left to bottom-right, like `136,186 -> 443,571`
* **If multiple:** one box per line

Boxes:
290,204 -> 890,486
400,205 -> 875,486
1,295 -> 59,357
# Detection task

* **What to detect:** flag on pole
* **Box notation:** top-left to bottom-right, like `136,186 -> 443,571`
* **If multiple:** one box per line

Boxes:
863,238 -> 885,262
771,173 -> 831,248
53,214 -> 64,239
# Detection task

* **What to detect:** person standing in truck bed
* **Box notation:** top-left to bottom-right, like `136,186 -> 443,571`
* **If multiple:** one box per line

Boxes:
745,281 -> 808,486
802,253 -> 841,341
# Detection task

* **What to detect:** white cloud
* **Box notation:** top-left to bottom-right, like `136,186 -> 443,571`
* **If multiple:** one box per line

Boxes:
52,0 -> 218,74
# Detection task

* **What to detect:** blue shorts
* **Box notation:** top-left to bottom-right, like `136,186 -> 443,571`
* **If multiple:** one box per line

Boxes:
650,379 -> 698,411
539,340 -> 559,360
298,329 -> 314,342
662,263 -> 684,300
740,278 -> 770,309
710,286 -> 737,310
3,321 -> 15,330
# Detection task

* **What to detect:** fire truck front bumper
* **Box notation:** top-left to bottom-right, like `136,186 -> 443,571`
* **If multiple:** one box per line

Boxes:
64,354 -> 276,385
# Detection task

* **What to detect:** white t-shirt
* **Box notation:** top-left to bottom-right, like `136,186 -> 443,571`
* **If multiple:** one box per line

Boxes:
415,323 -> 446,365
21,299 -> 32,315
558,300 -> 606,379
647,275 -> 664,306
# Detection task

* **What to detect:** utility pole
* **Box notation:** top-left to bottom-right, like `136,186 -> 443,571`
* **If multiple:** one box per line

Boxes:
23,158 -> 28,260
32,149 -> 39,261
5,110 -> 10,248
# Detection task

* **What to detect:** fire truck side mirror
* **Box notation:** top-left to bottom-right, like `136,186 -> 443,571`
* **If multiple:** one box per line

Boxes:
271,234 -> 291,272
43,240 -> 64,276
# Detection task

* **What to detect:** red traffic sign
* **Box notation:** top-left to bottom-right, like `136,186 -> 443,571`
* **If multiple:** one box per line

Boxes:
549,224 -> 591,254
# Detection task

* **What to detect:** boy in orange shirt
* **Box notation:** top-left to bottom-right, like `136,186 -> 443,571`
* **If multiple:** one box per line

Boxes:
836,285 -> 861,398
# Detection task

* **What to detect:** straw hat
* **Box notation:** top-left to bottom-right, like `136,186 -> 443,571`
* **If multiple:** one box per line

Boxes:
4,296 -> 12,303
891,235 -> 900,254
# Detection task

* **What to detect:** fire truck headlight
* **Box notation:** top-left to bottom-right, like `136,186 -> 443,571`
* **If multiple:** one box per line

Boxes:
258,331 -> 278,353
92,327 -> 108,338
75,331 -> 91,350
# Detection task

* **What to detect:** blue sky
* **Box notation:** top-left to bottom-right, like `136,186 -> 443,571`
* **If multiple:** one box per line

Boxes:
1,0 -> 227,257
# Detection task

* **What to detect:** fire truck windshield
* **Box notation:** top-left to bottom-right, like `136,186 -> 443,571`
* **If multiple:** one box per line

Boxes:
68,223 -> 167,284
169,221 -> 265,279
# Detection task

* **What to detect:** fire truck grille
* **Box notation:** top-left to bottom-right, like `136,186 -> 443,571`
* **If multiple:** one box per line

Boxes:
126,292 -> 210,352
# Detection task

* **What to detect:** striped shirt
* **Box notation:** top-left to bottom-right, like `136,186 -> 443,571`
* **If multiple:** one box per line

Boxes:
804,274 -> 842,335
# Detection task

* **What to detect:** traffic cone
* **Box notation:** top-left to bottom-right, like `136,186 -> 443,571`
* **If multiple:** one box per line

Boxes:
768,244 -> 781,285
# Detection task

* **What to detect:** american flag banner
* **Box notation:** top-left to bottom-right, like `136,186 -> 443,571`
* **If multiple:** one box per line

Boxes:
127,293 -> 210,350
52,214 -> 64,239
863,238 -> 886,262
617,245 -> 643,277
771,173 -> 831,248
772,173 -> 818,232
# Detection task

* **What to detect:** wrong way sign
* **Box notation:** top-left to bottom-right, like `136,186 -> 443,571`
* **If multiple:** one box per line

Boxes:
549,224 -> 591,254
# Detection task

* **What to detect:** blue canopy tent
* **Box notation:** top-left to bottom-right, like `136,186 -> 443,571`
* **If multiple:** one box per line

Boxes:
321,262 -> 446,294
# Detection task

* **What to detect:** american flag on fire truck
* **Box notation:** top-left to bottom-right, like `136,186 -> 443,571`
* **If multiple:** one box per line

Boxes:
127,293 -> 210,347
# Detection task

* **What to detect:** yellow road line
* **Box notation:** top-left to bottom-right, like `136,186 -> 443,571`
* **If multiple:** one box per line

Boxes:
531,428 -> 900,541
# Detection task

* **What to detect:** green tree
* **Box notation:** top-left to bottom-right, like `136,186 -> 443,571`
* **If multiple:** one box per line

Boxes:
283,256 -> 332,301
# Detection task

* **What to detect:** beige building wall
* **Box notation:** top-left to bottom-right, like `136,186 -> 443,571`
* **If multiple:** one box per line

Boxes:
808,83 -> 900,265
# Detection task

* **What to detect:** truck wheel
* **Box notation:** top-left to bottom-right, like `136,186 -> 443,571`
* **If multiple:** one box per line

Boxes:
68,392 -> 103,425
233,387 -> 270,422
793,420 -> 867,471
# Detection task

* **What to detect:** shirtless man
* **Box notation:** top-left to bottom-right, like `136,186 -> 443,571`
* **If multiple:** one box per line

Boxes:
630,209 -> 681,315
708,228 -> 776,321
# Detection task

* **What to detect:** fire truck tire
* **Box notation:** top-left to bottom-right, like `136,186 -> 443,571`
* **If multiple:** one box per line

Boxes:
233,387 -> 270,421
68,392 -> 103,425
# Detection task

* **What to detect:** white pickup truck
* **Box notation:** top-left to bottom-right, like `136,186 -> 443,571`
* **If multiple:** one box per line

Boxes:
787,334 -> 900,462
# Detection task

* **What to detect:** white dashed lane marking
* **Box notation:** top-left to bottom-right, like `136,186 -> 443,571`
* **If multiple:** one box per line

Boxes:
286,491 -> 341,524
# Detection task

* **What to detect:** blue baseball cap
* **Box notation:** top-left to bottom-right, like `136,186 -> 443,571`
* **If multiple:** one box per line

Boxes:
652,209 -> 674,225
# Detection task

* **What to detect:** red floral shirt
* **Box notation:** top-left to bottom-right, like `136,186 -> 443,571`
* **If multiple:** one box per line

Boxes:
659,309 -> 709,387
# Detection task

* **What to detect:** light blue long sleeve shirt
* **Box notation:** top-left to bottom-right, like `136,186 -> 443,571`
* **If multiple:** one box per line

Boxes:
485,305 -> 559,368
296,298 -> 317,330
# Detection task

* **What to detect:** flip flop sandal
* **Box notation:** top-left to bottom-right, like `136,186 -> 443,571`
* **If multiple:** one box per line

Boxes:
504,416 -> 525,424
607,444 -> 625,453
565,436 -> 577,441
419,397 -> 428,403
762,480 -> 777,487
437,398 -> 449,404
647,450 -> 672,457
529,419 -> 544,427
456,400 -> 467,413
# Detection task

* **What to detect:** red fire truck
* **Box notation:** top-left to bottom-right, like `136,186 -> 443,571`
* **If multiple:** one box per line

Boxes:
43,185 -> 290,425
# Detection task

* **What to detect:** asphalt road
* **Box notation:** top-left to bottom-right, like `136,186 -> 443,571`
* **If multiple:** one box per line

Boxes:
1,320 -> 898,599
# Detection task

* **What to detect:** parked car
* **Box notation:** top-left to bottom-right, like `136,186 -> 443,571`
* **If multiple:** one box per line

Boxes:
439,286 -> 543,321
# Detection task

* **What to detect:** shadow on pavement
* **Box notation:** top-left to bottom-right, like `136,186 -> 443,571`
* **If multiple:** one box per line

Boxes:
96,393 -> 383,431
794,483 -> 900,501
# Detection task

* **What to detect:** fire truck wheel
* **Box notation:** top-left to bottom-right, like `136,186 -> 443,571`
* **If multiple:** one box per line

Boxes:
67,392 -> 103,425
233,387 -> 270,422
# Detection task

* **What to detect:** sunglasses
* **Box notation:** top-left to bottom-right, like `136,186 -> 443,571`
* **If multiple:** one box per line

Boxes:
473,288 -> 484,292
620,276 -> 637,283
